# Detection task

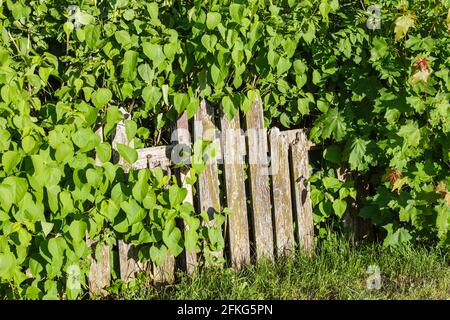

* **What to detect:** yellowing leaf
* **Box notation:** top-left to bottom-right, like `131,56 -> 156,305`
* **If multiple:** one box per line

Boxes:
435,181 -> 448,195
392,176 -> 408,194
394,13 -> 416,41
411,69 -> 432,85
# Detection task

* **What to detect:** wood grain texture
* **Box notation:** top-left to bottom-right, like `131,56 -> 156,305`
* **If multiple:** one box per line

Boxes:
269,127 -> 294,257
221,112 -> 250,270
153,254 -> 176,287
194,100 -> 223,262
118,241 -> 149,283
246,97 -> 274,261
175,112 -> 197,274
86,239 -> 111,297
290,130 -> 314,254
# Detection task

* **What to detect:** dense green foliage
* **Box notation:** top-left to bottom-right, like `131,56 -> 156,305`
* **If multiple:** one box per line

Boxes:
304,0 -> 450,247
0,0 -> 449,299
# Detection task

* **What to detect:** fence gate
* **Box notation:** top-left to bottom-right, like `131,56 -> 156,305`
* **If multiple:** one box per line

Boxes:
88,97 -> 314,296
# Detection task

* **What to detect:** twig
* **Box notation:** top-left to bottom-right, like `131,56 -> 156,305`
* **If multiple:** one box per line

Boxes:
359,0 -> 366,11
251,75 -> 258,88
7,31 -> 22,57
428,19 -> 437,36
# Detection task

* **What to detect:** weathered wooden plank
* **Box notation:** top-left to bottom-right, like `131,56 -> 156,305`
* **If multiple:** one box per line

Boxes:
153,254 -> 176,287
290,130 -> 314,254
246,97 -> 274,261
174,111 -> 197,274
269,127 -> 295,257
194,99 -> 223,263
87,240 -> 111,297
220,112 -> 250,270
134,146 -> 172,170
284,129 -> 315,150
87,125 -> 111,296
118,241 -> 149,283
111,108 -> 148,283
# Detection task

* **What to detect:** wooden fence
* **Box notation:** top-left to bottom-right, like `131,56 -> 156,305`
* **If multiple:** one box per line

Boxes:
88,97 -> 314,296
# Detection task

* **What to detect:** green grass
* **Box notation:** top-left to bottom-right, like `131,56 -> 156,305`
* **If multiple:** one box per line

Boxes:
108,237 -> 449,300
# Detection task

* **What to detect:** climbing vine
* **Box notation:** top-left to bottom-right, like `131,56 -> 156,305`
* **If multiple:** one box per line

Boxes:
0,0 -> 449,299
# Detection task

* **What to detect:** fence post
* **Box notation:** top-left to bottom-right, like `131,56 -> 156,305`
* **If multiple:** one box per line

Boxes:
174,111 -> 198,274
290,130 -> 314,254
269,128 -> 295,257
246,97 -> 274,261
193,100 -> 223,264
220,112 -> 250,270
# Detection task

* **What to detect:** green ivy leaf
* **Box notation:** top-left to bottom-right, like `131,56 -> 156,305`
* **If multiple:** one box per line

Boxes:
92,88 -> 112,109
184,229 -> 198,253
168,185 -> 187,209
276,57 -> 292,75
229,4 -> 244,24
201,34 -> 217,53
332,199 -> 347,218
322,177 -> 342,191
96,142 -> 112,163
85,25 -> 101,49
142,86 -> 162,109
222,95 -> 237,121
121,198 -> 146,225
138,63 -> 153,83
41,221 -> 54,237
105,106 -> 123,138
0,252 -> 16,280
143,43 -> 164,67
125,120 -> 138,142
132,170 -> 150,203
173,93 -> 189,114
122,50 -> 138,81
0,184 -> 14,212
72,127 -> 100,152
115,30 -> 131,47
163,225 -> 183,256
117,143 -> 138,164
22,136 -> 37,154
319,0 -> 331,23
206,12 -> 222,30
68,220 -> 87,243
2,151 -> 21,174
150,245 -> 167,266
